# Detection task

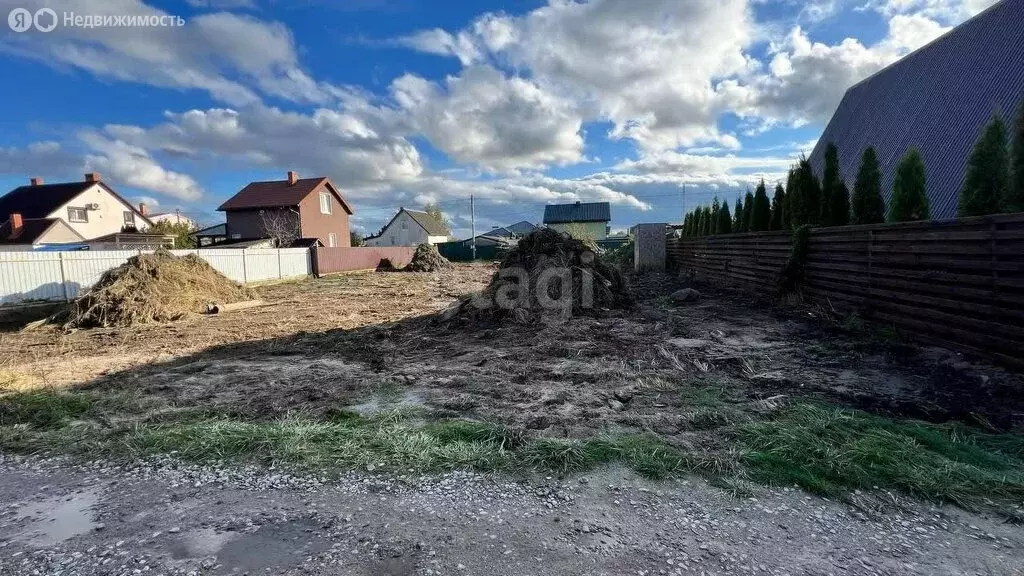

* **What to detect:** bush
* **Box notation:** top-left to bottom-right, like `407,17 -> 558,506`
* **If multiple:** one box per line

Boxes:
890,147 -> 930,222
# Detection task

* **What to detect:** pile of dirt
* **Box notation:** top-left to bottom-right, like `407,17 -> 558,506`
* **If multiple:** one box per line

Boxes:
405,243 -> 453,272
443,228 -> 631,324
65,248 -> 256,328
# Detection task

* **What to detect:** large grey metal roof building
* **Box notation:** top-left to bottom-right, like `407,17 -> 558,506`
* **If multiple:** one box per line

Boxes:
808,0 -> 1024,220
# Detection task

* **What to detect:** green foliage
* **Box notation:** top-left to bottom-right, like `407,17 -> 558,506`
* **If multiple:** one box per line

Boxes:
350,231 -> 364,247
423,203 -> 453,235
852,146 -> 885,224
741,191 -> 754,233
147,220 -> 197,249
890,147 -> 930,222
750,180 -> 771,232
959,113 -> 1011,217
1012,103 -> 1024,213
783,169 -> 796,229
703,206 -> 714,236
828,180 -> 851,226
821,143 -> 839,225
790,158 -> 822,227
733,197 -> 744,232
739,403 -> 1024,505
778,224 -> 811,294
0,390 -> 93,429
769,184 -> 785,231
710,198 -> 721,235
717,200 -> 732,234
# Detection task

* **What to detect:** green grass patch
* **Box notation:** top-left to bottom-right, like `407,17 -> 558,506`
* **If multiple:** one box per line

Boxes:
0,389 -> 94,428
738,403 -> 1024,506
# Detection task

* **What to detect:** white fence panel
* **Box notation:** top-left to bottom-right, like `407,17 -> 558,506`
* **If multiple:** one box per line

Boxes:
1,247 -> 314,306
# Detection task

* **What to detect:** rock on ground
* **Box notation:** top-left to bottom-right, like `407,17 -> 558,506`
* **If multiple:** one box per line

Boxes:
0,455 -> 1021,576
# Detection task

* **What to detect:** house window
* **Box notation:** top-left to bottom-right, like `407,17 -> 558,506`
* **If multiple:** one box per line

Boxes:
401,219 -> 408,230
123,211 -> 135,225
319,192 -> 332,214
68,207 -> 88,223
328,233 -> 337,247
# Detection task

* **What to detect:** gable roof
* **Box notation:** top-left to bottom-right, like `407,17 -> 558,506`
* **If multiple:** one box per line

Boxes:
218,177 -> 354,214
506,220 -> 539,235
404,209 -> 449,236
543,202 -> 611,224
0,218 -> 85,245
0,179 -> 155,227
807,0 -> 1024,220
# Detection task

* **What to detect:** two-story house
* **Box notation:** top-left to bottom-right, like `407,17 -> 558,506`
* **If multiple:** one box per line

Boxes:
0,174 -> 159,249
364,208 -> 450,247
217,171 -> 353,248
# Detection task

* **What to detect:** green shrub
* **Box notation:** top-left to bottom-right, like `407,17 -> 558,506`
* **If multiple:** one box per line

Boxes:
959,113 -> 1011,217
890,147 -> 930,222
852,146 -> 885,224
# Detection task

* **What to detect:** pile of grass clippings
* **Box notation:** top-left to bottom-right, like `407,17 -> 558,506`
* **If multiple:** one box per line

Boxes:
65,248 -> 255,328
405,243 -> 453,272
444,228 -> 631,324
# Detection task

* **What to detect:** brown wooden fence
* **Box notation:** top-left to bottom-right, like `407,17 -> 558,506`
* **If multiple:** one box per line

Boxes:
666,213 -> 1024,365
312,246 -> 417,276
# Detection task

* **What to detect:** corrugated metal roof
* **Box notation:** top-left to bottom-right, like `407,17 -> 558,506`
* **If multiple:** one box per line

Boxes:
543,202 -> 611,224
808,0 -> 1024,220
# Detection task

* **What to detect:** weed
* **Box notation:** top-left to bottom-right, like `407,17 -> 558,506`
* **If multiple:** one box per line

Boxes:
0,389 -> 93,428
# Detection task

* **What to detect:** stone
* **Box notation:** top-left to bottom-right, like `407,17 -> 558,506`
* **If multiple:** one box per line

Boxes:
670,288 -> 701,304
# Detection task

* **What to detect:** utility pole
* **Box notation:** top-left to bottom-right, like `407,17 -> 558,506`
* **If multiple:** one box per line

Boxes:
470,194 -> 476,260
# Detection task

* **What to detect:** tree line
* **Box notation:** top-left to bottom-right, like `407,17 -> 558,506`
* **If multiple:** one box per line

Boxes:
682,104 -> 1024,237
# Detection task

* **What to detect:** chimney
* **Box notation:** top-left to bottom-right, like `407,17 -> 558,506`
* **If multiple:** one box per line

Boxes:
138,202 -> 147,216
8,213 -> 23,239
575,200 -> 581,205
287,170 -> 298,185
30,177 -> 43,186
85,172 -> 100,183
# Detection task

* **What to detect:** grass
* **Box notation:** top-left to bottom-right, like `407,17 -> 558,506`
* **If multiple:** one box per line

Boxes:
738,403 -> 1024,506
3,388 -> 1024,510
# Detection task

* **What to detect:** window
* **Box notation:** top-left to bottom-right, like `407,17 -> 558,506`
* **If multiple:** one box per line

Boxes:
68,207 -> 88,223
123,211 -> 135,225
319,192 -> 332,214
328,233 -> 337,247
401,219 -> 408,230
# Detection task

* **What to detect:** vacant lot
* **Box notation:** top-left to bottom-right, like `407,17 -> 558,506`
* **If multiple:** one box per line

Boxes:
2,263 -> 1024,513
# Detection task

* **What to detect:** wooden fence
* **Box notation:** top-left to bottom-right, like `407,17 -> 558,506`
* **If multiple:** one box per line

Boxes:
312,246 -> 417,275
666,213 -> 1024,365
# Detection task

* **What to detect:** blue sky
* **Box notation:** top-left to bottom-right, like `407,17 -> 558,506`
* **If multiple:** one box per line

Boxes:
0,0 -> 994,237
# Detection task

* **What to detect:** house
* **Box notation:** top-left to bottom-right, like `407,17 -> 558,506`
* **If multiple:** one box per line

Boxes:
483,220 -> 539,240
191,223 -> 228,247
217,171 -> 354,248
148,210 -> 197,230
808,0 -> 1024,219
543,201 -> 611,240
0,174 -> 165,249
364,207 -> 450,247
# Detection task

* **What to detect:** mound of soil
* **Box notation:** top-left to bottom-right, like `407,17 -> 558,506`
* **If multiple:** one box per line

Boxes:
444,228 -> 630,324
406,243 -> 453,272
66,248 -> 255,328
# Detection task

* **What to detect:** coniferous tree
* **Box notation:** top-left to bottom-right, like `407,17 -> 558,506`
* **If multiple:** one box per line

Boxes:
890,147 -> 930,222
703,206 -> 714,236
769,183 -> 786,230
694,208 -> 704,237
751,180 -> 771,231
742,190 -> 755,232
718,201 -> 732,234
783,169 -> 796,229
790,159 -> 822,227
821,143 -> 840,225
852,146 -> 885,224
710,198 -> 721,235
1011,102 -> 1024,213
830,180 -> 851,226
733,197 -> 744,231
683,213 -> 692,237
960,113 -> 1011,217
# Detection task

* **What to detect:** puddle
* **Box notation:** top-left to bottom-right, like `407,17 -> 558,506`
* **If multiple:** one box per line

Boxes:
172,519 -> 329,574
11,488 -> 101,547
349,389 -> 425,416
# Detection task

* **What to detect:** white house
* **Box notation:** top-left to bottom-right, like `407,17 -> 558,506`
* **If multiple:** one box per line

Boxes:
148,210 -> 197,230
364,208 -> 450,247
0,174 -> 168,250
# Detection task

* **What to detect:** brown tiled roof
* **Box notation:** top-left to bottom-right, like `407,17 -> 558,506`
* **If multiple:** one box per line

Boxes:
0,218 -> 83,244
218,177 -> 354,214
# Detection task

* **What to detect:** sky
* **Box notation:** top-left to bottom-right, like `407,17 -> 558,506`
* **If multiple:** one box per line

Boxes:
0,0 -> 999,237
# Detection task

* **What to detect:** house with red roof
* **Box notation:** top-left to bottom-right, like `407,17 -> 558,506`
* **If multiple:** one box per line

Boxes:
217,171 -> 354,248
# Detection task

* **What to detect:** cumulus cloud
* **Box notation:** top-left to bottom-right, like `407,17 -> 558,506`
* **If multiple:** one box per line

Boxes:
0,142 -> 79,179
2,0 -> 340,106
80,133 -> 204,201
391,66 -> 585,172
862,0 -> 1000,22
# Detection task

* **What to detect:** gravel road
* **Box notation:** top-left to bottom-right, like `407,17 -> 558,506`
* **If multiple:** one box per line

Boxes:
0,455 -> 1020,576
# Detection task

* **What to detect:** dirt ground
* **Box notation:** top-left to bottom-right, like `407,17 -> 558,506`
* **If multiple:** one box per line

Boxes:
2,456 -> 1022,576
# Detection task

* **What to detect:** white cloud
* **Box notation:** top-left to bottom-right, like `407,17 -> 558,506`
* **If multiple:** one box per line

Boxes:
2,0 -> 340,106
80,133 -> 205,201
0,142 -> 78,178
862,0 -> 999,22
391,66 -> 585,172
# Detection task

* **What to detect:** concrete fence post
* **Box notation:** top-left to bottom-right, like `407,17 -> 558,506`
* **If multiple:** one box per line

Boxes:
277,249 -> 283,280
57,252 -> 70,302
634,223 -> 667,273
242,250 -> 249,284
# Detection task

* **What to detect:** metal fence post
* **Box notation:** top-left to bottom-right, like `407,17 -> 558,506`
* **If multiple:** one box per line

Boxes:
277,248 -> 283,279
242,250 -> 249,284
57,252 -> 70,302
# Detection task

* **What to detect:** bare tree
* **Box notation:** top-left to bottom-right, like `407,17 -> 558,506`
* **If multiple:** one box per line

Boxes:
260,209 -> 299,247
